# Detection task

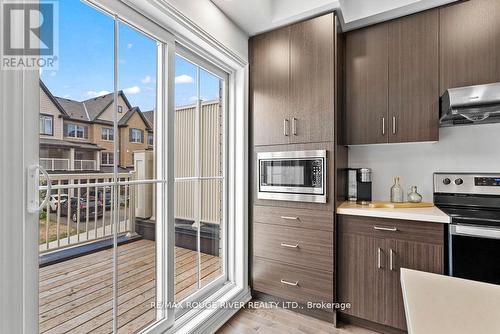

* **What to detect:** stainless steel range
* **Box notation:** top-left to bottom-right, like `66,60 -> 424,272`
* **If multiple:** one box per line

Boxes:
434,173 -> 500,285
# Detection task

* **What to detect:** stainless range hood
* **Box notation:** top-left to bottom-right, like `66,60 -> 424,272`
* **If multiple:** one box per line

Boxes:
440,82 -> 500,126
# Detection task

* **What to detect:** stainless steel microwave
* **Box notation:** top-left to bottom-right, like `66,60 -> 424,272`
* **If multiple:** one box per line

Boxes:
257,150 -> 327,203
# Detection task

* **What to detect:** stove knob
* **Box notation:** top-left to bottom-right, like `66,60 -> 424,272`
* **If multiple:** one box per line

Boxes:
455,178 -> 464,185
443,178 -> 451,185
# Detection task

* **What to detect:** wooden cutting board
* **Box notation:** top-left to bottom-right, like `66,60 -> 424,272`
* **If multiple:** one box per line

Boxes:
368,201 -> 434,209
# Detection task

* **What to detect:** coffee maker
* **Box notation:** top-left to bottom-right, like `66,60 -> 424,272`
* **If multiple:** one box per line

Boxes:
348,168 -> 372,204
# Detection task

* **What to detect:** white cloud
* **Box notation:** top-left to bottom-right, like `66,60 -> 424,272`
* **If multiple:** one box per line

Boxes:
175,74 -> 194,84
123,86 -> 141,95
87,90 -> 111,98
141,75 -> 152,84
63,94 -> 71,99
127,43 -> 133,49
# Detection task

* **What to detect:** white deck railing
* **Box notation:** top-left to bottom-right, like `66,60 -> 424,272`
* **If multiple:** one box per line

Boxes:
38,172 -> 136,253
39,158 -> 97,171
74,159 -> 97,171
40,158 -> 70,171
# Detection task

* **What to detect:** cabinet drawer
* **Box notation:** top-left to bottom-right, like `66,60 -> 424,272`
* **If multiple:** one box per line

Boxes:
254,205 -> 333,231
252,257 -> 334,304
253,222 -> 333,271
338,215 -> 444,244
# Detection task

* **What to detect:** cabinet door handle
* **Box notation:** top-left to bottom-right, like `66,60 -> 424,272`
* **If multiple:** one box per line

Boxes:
280,242 -> 299,248
382,117 -> 386,135
292,117 -> 298,136
389,248 -> 395,271
377,247 -> 383,269
283,118 -> 289,136
280,279 -> 299,286
280,216 -> 299,221
373,226 -> 398,232
392,116 -> 397,134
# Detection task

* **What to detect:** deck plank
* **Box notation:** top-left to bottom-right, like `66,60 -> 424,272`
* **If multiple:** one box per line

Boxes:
39,240 -> 221,334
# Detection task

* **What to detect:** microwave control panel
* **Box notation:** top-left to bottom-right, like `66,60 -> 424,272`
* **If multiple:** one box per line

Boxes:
312,159 -> 323,188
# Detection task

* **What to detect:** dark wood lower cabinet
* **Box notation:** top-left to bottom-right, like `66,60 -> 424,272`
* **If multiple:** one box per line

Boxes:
338,215 -> 444,331
338,233 -> 386,325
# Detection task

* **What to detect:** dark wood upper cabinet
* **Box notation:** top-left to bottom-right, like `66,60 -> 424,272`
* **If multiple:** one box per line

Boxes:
346,23 -> 389,145
346,10 -> 440,145
388,10 -> 439,143
290,13 -> 335,144
439,0 -> 500,94
250,26 -> 291,146
250,13 -> 337,147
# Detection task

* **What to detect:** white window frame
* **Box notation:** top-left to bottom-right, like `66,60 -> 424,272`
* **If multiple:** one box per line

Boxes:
101,127 -> 114,141
129,127 -> 143,143
172,47 -> 229,319
83,1 -> 250,333
65,123 -> 87,139
101,152 -> 114,166
39,115 -> 53,135
6,0 -> 249,333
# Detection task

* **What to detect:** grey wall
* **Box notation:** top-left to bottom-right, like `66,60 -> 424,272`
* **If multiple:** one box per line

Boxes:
348,123 -> 500,202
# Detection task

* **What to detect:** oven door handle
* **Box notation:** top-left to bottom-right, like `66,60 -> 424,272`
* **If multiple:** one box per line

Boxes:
450,224 -> 500,240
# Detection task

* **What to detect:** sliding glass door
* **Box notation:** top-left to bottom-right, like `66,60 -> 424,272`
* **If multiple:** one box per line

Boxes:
32,1 -> 229,333
174,50 -> 227,304
36,1 -> 173,333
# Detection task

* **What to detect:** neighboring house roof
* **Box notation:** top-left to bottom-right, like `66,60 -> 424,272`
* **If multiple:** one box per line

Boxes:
40,138 -> 104,151
40,80 -> 156,131
142,110 -> 154,128
119,106 -> 152,130
40,80 -> 68,116
83,91 -> 133,121
55,97 -> 88,121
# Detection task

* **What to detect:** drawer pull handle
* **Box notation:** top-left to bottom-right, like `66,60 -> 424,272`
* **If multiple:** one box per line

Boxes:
373,226 -> 398,232
280,279 -> 299,287
281,216 -> 299,221
280,242 -> 299,248
377,247 -> 382,269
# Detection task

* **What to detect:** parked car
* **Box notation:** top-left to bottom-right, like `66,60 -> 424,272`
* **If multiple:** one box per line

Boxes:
59,197 -> 104,222
48,194 -> 69,212
90,188 -> 112,209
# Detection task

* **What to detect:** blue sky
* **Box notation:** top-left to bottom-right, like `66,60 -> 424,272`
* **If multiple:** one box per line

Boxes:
41,0 -> 220,111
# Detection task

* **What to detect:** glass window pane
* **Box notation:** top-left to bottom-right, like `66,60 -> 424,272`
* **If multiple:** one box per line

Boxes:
199,68 -> 224,288
174,55 -> 199,301
38,1 -> 115,332
116,20 -> 160,331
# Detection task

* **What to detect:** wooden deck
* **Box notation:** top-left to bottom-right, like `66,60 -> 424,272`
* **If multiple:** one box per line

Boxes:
39,239 -> 222,334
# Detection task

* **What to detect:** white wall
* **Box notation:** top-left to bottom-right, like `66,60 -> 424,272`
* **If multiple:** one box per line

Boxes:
165,0 -> 249,60
348,123 -> 500,202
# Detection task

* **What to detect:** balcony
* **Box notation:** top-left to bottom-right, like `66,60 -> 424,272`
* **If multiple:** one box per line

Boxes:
39,240 -> 221,333
38,172 -> 222,333
40,158 -> 70,171
40,158 -> 98,172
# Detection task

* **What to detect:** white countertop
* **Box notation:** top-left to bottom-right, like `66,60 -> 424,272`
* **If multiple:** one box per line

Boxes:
337,201 -> 451,224
401,269 -> 500,334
